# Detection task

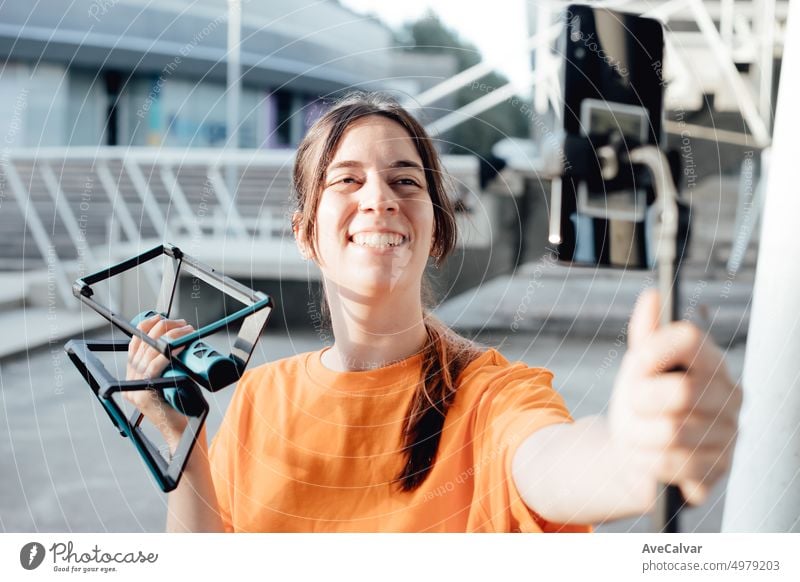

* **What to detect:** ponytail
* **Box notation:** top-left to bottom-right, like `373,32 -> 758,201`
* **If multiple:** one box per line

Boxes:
395,314 -> 483,491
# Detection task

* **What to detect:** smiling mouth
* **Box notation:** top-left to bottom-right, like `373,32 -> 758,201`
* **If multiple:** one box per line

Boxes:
349,232 -> 408,249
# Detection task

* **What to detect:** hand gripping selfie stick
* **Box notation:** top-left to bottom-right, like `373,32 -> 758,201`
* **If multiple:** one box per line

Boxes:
64,244 -> 273,491
547,134 -> 689,532
628,144 -> 687,533
542,1 -> 690,534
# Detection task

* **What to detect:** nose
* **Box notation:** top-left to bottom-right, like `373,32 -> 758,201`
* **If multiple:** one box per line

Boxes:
358,174 -> 398,214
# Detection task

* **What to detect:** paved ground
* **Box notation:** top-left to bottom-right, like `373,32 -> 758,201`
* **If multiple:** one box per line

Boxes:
0,321 -> 747,533
437,260 -> 754,346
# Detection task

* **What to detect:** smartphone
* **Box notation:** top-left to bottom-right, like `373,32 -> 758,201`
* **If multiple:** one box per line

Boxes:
552,4 -> 665,268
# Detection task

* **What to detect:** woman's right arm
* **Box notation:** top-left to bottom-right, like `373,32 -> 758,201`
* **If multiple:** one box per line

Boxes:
126,315 -> 225,533
164,426 -> 224,532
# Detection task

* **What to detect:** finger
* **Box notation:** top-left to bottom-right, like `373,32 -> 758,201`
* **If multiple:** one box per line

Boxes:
654,449 -> 732,493
633,372 -> 742,418
136,314 -> 178,344
142,323 -> 192,370
128,333 -> 141,359
142,325 -> 194,378
131,315 -> 166,371
128,314 -> 161,366
680,479 -> 713,506
633,371 -> 693,416
162,324 -> 195,360
627,288 -> 661,348
133,318 -> 187,373
134,313 -> 165,338
676,459 -> 730,506
163,323 -> 195,347
635,321 -> 724,377
623,414 -> 738,451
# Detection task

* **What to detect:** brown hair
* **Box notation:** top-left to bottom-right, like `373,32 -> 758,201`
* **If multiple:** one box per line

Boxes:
292,92 -> 484,491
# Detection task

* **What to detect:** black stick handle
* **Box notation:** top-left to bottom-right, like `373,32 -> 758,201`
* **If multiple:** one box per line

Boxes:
656,261 -> 685,533
629,145 -> 685,533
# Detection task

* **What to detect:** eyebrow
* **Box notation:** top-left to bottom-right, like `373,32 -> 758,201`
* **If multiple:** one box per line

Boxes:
326,160 -> 425,172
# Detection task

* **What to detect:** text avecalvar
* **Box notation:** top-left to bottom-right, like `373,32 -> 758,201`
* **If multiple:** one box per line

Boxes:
642,543 -> 702,554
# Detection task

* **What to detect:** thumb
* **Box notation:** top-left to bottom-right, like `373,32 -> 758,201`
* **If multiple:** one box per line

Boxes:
627,288 -> 661,348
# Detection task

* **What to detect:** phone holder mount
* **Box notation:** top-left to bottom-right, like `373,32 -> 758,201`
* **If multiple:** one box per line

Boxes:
64,244 -> 273,492
545,130 -> 690,271
555,132 -> 688,296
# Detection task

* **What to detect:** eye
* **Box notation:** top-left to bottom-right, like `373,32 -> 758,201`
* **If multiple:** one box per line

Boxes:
326,175 -> 361,189
394,177 -> 421,187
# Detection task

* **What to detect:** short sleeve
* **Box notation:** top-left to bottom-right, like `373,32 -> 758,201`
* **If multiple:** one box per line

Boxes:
208,370 -> 255,533
469,364 -> 592,533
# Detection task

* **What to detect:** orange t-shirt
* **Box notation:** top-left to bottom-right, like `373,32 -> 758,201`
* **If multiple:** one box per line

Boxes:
208,347 -> 592,532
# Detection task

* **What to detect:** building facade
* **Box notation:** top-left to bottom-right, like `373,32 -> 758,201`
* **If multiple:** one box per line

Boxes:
0,0 -> 452,150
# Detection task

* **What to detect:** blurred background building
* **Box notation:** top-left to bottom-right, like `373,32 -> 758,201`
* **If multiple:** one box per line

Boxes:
0,0 -> 459,149
0,0 -> 788,367
0,0 -> 794,533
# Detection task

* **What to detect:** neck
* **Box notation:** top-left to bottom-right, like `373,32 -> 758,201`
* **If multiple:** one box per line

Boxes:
320,280 -> 428,371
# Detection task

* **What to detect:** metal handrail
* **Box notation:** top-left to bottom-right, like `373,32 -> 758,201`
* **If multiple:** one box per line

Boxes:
1,148 -> 486,311
417,0 -> 784,149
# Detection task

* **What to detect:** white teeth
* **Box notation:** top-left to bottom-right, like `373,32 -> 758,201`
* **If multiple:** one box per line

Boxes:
351,232 -> 406,248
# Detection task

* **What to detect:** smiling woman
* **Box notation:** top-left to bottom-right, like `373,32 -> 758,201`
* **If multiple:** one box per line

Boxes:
294,109 -> 437,306
125,92 -> 740,533
289,94 -> 495,493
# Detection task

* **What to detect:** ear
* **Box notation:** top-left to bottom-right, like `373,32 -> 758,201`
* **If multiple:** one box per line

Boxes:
292,211 -> 313,261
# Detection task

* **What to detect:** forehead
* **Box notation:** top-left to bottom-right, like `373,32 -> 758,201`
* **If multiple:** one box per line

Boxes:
328,115 -> 422,165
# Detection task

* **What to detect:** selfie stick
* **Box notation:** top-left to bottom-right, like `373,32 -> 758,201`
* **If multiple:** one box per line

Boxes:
628,145 -> 686,533
547,135 -> 687,531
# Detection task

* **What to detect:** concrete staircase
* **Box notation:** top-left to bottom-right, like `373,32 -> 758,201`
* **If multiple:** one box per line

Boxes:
0,270 -> 110,360
436,174 -> 759,346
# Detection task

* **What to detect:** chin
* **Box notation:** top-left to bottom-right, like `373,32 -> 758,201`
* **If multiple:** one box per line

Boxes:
355,276 -> 408,296
343,269 -> 420,299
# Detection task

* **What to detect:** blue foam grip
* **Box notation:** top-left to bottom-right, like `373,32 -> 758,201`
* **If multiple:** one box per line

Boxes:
161,369 -> 206,417
130,311 -> 229,417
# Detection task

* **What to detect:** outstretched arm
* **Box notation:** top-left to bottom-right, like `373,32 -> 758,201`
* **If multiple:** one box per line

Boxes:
512,290 -> 741,525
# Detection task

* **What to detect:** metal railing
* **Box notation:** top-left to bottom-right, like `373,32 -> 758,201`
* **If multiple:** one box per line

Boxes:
416,0 -> 786,148
408,0 -> 785,279
0,147 -> 487,310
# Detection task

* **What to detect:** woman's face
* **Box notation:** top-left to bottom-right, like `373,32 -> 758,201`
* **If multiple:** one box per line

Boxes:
309,115 -> 435,299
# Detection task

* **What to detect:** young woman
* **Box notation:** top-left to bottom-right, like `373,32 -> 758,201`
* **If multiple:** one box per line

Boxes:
126,92 -> 741,532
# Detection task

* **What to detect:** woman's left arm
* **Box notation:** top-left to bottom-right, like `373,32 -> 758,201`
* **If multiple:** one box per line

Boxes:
511,289 -> 742,525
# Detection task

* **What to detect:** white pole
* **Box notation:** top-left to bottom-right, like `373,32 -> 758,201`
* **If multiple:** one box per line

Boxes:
689,0 -> 771,147
226,0 -> 241,149
534,0 -> 552,116
721,0 -> 734,48
226,0 -> 242,196
758,0 -> 777,129
722,0 -> 800,533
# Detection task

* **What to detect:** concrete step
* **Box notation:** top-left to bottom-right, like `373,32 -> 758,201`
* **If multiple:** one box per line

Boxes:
435,260 -> 754,346
0,272 -> 26,310
0,305 -> 109,360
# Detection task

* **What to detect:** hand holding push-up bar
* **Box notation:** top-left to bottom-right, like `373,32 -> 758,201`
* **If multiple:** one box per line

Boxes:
65,244 -> 273,492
